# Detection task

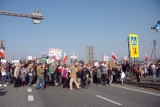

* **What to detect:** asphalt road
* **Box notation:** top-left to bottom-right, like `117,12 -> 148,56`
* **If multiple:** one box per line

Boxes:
0,84 -> 160,107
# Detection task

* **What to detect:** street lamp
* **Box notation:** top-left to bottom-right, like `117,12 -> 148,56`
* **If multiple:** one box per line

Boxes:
0,9 -> 44,24
31,10 -> 44,24
151,21 -> 160,32
150,21 -> 159,62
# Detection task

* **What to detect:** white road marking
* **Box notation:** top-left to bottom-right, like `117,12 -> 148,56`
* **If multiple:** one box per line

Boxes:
112,85 -> 160,97
28,95 -> 34,101
3,84 -> 7,87
96,95 -> 122,106
27,88 -> 32,92
0,84 -> 2,87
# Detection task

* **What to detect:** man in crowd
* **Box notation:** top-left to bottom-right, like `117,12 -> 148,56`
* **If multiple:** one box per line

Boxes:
69,63 -> 80,90
36,63 -> 45,90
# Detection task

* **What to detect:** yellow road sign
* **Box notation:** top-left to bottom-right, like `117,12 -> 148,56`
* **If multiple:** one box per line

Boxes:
129,34 -> 139,58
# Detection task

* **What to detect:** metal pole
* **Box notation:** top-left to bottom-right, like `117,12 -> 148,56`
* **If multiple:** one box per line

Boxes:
0,10 -> 44,19
127,37 -> 132,76
153,40 -> 156,63
0,10 -> 44,24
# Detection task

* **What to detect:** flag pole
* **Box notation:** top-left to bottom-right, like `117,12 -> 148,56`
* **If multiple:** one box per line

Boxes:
127,37 -> 132,76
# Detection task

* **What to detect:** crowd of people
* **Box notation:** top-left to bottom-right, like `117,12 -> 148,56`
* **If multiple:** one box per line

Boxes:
0,60 -> 160,90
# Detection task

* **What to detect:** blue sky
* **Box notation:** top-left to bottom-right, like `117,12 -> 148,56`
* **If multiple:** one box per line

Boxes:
0,0 -> 160,61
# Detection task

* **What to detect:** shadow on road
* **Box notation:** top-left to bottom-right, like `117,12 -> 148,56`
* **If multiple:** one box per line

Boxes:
0,88 -> 7,96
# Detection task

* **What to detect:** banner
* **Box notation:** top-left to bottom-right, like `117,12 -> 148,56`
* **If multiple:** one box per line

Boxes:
46,58 -> 55,64
27,56 -> 33,60
37,58 -> 46,64
1,59 -> 6,63
94,62 -> 99,67
12,60 -> 20,64
49,48 -> 62,60
42,52 -> 47,58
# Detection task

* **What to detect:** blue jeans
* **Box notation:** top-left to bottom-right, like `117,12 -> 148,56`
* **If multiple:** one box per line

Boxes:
6,71 -> 11,81
152,73 -> 156,80
109,75 -> 113,85
28,76 -> 33,85
152,70 -> 156,80
58,75 -> 62,86
1,75 -> 6,84
37,76 -> 45,89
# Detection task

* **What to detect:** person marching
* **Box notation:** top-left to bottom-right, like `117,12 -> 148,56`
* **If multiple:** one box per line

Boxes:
36,63 -> 45,90
69,63 -> 80,90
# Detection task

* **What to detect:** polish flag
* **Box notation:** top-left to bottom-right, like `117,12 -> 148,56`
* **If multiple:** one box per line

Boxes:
112,52 -> 117,61
0,49 -> 6,59
145,54 -> 148,61
63,52 -> 68,65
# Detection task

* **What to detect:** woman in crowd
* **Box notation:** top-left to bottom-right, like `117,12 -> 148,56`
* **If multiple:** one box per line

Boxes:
62,65 -> 68,88
28,65 -> 35,86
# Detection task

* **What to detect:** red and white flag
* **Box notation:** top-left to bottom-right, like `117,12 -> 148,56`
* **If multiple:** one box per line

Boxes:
145,54 -> 148,61
0,49 -> 6,59
63,52 -> 68,65
112,52 -> 117,61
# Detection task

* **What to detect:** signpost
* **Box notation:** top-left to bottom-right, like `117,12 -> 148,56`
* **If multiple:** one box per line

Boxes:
129,34 -> 139,58
128,34 -> 139,76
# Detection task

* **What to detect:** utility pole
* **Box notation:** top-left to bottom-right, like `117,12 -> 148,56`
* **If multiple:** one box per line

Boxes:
153,40 -> 156,62
0,40 -> 5,50
127,37 -> 132,76
150,39 -> 156,62
127,37 -> 131,61
86,46 -> 94,66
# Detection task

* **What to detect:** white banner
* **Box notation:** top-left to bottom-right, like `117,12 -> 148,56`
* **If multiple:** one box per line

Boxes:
46,58 -> 55,64
1,59 -> 7,63
12,60 -> 20,64
94,62 -> 99,67
27,56 -> 33,60
49,48 -> 62,60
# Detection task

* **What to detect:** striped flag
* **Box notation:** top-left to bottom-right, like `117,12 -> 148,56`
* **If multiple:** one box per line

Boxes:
0,49 -> 5,59
145,54 -> 148,61
63,52 -> 68,65
112,52 -> 117,61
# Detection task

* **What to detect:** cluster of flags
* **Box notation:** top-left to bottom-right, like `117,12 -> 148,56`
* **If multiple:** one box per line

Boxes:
103,52 -> 149,65
0,47 -> 150,64
103,52 -> 117,63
